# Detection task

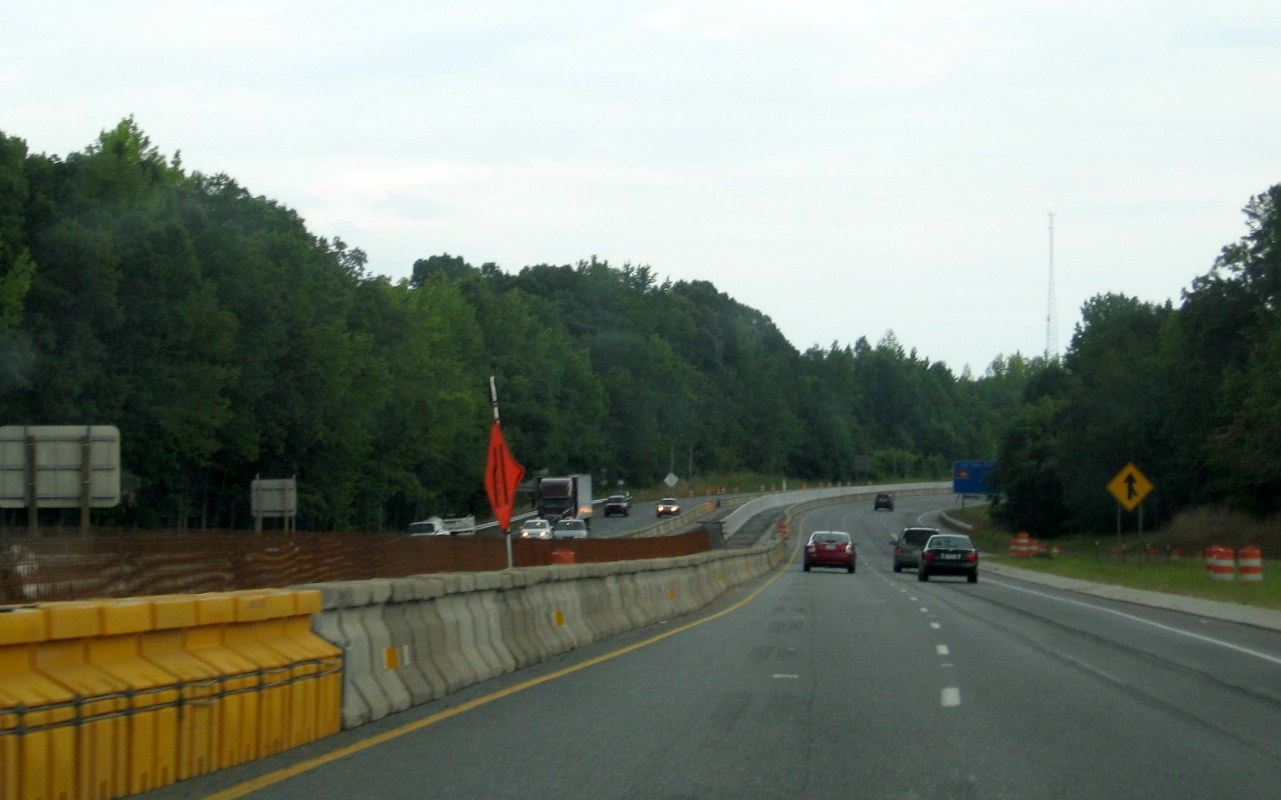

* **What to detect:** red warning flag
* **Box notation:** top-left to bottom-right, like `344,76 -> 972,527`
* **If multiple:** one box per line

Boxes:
484,421 -> 525,532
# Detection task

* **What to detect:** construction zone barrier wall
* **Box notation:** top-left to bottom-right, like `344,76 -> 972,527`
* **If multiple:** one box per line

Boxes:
2,540 -> 784,798
0,589 -> 342,800
296,538 -> 785,732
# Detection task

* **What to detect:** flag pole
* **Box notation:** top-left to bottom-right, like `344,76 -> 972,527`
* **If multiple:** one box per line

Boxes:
491,375 -> 513,569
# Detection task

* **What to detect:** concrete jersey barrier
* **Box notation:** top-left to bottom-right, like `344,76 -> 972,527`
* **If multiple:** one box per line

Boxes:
302,538 -> 785,730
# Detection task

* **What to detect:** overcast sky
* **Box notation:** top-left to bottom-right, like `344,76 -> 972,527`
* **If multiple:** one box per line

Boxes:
6,1 -> 1280,374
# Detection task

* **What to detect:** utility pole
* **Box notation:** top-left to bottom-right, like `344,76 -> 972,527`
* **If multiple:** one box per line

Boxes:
1046,213 -> 1058,360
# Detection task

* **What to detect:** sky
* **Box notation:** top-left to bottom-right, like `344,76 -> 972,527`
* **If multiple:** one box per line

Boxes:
5,1 -> 1280,374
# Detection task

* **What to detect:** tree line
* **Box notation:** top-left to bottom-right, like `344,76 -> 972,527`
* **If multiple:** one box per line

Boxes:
991,184 -> 1281,537
0,119 -> 1060,531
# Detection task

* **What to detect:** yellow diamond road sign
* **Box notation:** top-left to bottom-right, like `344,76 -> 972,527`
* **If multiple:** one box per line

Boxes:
1107,463 -> 1154,511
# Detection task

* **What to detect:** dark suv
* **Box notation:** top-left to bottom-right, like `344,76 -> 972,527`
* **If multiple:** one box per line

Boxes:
874,493 -> 894,511
604,494 -> 632,516
892,526 -> 938,572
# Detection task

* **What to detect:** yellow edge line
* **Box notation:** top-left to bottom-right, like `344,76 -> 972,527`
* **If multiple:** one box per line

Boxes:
203,542 -> 798,800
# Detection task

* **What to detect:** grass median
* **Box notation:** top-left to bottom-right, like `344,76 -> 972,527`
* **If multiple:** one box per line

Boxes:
947,505 -> 1281,611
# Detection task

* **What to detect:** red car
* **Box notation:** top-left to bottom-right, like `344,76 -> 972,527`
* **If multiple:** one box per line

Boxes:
804,530 -> 856,573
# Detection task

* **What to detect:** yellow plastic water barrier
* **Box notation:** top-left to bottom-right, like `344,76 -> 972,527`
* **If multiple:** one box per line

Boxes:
221,590 -> 342,755
0,605 -> 78,800
286,590 -> 344,740
88,599 -> 181,795
186,592 -> 263,769
0,590 -> 344,800
140,595 -> 223,781
37,600 -> 130,800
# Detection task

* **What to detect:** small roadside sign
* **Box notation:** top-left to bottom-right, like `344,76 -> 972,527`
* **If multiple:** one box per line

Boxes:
1107,463 -> 1154,511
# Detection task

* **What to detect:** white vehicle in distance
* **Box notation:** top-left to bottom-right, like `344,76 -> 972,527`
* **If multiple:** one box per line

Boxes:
553,518 -> 589,539
407,514 -> 476,535
518,518 -> 553,540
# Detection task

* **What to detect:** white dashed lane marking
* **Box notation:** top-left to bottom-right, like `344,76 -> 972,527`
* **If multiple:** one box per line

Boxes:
884,568 -> 963,708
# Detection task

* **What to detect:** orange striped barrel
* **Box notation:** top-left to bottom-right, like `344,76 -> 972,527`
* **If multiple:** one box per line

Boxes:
1009,532 -> 1034,558
1206,546 -> 1236,581
1238,547 -> 1263,583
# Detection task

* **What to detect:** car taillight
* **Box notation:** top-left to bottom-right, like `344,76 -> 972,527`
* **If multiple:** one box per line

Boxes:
806,545 -> 816,552
923,551 -> 935,562
895,547 -> 903,555
967,552 -> 978,562
845,544 -> 854,554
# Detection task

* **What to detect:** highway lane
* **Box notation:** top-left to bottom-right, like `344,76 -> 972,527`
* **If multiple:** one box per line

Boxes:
588,494 -> 728,539
142,495 -> 1281,800
513,493 -> 707,539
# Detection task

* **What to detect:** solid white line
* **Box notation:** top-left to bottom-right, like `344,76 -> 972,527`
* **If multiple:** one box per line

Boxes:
941,687 -> 961,707
1045,646 -> 1124,684
773,674 -> 800,680
937,644 -> 950,656
991,580 -> 1281,668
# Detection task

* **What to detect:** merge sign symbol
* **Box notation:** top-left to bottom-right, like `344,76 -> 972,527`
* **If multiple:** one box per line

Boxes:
1107,463 -> 1154,511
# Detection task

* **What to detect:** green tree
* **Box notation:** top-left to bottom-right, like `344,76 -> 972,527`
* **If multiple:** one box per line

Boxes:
990,396 -> 1070,536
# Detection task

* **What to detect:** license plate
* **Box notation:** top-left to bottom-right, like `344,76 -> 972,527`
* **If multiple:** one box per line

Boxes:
939,553 -> 961,560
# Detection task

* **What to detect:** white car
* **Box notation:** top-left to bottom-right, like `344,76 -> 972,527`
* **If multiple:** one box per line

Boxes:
518,518 -> 553,539
553,518 -> 589,539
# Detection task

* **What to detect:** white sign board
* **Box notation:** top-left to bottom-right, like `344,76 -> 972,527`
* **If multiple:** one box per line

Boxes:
0,425 -> 121,508
251,478 -> 297,516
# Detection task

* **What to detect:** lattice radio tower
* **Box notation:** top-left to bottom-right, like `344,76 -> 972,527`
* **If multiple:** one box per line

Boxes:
1046,213 -> 1058,360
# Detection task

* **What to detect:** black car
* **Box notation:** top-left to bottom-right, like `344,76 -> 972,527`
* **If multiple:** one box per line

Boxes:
874,493 -> 894,511
604,494 -> 632,516
918,533 -> 979,583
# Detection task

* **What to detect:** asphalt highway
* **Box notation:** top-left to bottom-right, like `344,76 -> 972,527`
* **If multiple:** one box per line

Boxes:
141,495 -> 1281,800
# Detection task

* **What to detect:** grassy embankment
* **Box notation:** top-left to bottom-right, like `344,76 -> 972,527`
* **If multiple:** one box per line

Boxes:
948,504 -> 1281,611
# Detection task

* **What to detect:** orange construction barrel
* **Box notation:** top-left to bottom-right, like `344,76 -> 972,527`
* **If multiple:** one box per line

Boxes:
1009,532 -> 1033,558
1207,546 -> 1236,581
552,549 -> 576,565
1238,547 -> 1263,583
